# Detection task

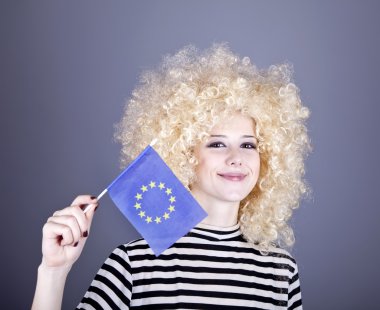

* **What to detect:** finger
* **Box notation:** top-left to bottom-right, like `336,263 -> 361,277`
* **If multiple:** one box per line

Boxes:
79,202 -> 96,214
71,195 -> 99,230
80,202 -> 98,233
69,204 -> 95,237
50,195 -> 98,237
71,195 -> 97,206
51,205 -> 91,238
47,215 -> 82,245
43,221 -> 75,246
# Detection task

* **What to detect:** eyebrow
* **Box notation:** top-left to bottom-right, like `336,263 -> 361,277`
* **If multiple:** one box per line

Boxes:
210,134 -> 258,139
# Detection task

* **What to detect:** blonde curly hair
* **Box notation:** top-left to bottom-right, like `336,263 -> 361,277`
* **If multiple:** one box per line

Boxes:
115,43 -> 311,251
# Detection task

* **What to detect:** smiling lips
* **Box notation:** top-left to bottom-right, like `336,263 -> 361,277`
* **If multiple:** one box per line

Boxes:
218,172 -> 247,181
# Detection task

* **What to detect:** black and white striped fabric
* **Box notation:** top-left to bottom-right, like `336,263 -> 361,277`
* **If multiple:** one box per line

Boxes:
77,224 -> 302,309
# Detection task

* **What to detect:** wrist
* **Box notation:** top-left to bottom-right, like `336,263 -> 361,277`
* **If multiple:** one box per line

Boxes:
38,261 -> 72,280
32,262 -> 71,310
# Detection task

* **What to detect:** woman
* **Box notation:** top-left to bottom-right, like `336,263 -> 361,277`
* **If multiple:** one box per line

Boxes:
32,44 -> 310,309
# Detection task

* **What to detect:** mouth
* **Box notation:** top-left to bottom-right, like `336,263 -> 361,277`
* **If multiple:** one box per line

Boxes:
217,172 -> 247,182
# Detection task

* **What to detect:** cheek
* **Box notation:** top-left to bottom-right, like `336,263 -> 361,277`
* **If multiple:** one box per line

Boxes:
194,159 -> 207,181
255,157 -> 260,170
195,158 -> 218,184
245,153 -> 260,169
196,160 -> 209,177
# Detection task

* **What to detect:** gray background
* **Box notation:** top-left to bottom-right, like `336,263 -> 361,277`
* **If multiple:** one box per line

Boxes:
1,1 -> 379,309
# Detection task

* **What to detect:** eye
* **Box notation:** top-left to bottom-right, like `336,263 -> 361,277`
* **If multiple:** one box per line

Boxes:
207,141 -> 226,148
240,142 -> 257,150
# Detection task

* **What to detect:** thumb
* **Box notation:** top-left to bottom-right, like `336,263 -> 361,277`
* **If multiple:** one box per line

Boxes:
81,202 -> 98,232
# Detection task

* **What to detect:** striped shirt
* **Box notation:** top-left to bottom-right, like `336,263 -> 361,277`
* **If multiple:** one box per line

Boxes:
77,223 -> 302,309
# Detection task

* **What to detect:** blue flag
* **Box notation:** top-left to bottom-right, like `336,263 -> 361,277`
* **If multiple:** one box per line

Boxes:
107,145 -> 207,256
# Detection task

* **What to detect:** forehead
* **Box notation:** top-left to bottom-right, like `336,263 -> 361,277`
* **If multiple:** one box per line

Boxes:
210,114 -> 256,134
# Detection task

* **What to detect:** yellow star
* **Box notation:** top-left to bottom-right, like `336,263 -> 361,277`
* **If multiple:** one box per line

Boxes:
154,216 -> 161,224
169,196 -> 176,203
168,205 -> 175,212
165,188 -> 172,195
135,193 -> 142,200
163,212 -> 170,220
134,203 -> 141,209
141,185 -> 148,192
149,181 -> 156,188
158,182 -> 165,190
138,210 -> 145,218
146,216 -> 152,223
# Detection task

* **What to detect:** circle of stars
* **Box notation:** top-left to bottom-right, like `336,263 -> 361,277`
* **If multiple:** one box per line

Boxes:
133,181 -> 176,224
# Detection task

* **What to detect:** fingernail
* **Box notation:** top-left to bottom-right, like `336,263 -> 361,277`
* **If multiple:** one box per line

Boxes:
83,231 -> 88,238
90,196 -> 96,200
74,242 -> 79,247
79,204 -> 87,211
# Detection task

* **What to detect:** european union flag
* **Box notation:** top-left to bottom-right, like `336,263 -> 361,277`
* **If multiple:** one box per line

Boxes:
107,145 -> 207,256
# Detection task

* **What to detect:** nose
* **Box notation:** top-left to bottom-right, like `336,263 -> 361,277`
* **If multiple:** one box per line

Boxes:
226,149 -> 242,166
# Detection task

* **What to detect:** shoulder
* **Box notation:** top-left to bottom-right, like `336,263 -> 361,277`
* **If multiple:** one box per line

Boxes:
228,238 -> 298,263
100,239 -> 152,274
264,246 -> 300,276
266,246 -> 298,263
235,241 -> 300,276
113,238 -> 153,257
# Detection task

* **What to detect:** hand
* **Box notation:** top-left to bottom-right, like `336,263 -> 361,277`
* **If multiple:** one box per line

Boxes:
40,195 -> 98,270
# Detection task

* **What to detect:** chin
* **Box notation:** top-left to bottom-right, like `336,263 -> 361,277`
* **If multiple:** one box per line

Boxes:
220,192 -> 249,203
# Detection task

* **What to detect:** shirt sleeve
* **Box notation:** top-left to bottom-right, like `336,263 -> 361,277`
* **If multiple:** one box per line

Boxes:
76,245 -> 133,310
288,260 -> 302,310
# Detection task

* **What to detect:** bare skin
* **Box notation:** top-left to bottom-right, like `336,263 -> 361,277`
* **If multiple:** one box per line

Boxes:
191,114 -> 260,227
32,195 -> 98,310
32,115 -> 260,309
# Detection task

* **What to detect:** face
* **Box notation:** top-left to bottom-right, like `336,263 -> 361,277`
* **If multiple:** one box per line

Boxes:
191,114 -> 260,207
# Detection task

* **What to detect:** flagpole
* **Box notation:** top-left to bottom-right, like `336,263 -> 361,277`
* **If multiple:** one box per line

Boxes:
82,188 -> 108,213
82,139 -> 158,214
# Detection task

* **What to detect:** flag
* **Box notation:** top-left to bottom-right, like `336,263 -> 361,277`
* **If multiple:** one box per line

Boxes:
107,145 -> 207,256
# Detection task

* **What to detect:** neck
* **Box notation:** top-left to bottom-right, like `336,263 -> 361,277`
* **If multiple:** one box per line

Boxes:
191,190 -> 240,227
